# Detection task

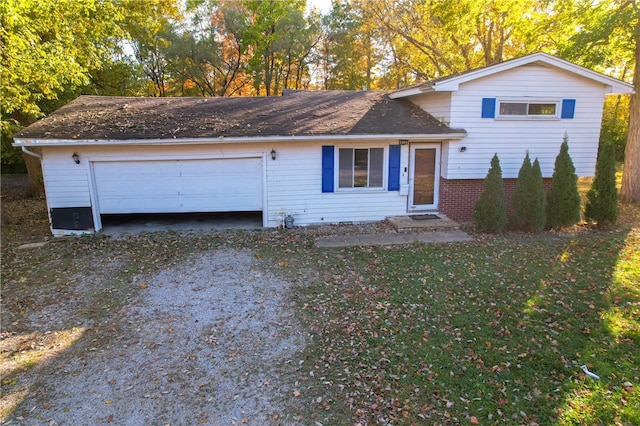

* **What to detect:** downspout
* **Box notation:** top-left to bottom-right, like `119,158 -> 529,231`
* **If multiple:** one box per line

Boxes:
21,146 -> 42,160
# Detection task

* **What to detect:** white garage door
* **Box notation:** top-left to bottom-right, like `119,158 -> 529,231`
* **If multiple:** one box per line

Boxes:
93,158 -> 263,214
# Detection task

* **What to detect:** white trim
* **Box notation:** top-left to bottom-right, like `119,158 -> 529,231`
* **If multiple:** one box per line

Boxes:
388,86 -> 423,99
85,152 -> 264,163
408,143 -> 441,211
262,152 -> 269,228
13,133 -> 467,147
335,145 -> 387,192
496,98 -> 561,119
21,146 -> 42,159
88,161 -> 103,232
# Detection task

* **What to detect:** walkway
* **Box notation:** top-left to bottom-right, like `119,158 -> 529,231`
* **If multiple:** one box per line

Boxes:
315,229 -> 473,248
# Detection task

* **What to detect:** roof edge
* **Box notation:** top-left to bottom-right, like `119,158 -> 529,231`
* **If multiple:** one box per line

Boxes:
388,86 -> 425,99
13,132 -> 468,147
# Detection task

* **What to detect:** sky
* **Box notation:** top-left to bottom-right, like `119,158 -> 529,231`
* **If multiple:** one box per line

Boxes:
307,0 -> 332,14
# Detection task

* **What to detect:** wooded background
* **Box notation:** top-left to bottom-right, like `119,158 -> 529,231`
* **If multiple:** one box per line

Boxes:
1,0 -> 638,201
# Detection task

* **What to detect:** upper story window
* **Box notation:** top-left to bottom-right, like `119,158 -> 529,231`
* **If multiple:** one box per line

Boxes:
498,101 -> 559,118
482,98 -> 575,120
338,147 -> 384,189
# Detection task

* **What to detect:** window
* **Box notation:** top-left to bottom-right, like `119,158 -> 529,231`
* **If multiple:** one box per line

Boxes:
338,148 -> 384,189
498,100 -> 559,118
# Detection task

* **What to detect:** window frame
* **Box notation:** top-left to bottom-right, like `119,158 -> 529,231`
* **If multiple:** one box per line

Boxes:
336,146 -> 387,191
496,98 -> 561,120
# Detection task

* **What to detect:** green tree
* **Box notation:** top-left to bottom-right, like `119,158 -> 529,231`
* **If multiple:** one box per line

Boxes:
585,142 -> 619,226
473,154 -> 507,233
510,153 -> 546,232
546,135 -> 581,228
243,0 -> 309,95
0,0 -> 125,126
316,0 -> 381,90
1,122 -> 26,173
124,0 -> 182,97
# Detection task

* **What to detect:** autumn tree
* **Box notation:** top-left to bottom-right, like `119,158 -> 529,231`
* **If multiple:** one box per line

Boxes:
358,0 -> 551,81
316,0 -> 381,90
600,94 -> 631,162
242,0 -> 314,95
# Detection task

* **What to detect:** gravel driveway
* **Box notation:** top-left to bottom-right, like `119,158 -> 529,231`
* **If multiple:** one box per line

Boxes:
4,249 -> 305,425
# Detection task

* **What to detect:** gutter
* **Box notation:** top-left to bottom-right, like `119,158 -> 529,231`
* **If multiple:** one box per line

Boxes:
21,146 -> 42,159
13,132 -> 467,147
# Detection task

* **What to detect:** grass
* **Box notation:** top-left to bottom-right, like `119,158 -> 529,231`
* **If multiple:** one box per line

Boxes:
277,226 -> 639,425
258,168 -> 640,425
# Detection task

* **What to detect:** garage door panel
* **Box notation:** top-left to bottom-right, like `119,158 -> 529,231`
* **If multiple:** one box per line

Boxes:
93,158 -> 262,214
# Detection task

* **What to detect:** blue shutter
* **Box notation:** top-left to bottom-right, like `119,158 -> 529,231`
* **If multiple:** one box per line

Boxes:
321,145 -> 334,193
388,145 -> 401,191
481,98 -> 496,118
561,99 -> 576,119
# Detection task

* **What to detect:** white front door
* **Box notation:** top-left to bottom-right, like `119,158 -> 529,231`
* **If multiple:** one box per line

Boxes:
408,144 -> 440,211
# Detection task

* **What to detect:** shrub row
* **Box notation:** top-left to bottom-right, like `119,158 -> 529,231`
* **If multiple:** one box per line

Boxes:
473,136 -> 617,233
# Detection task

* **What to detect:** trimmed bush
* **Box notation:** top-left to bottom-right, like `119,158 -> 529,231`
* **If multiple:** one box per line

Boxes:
585,142 -> 618,227
510,152 -> 546,232
546,136 -> 581,229
473,154 -> 507,232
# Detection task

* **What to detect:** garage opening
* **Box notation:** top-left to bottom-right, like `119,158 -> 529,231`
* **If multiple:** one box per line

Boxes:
92,157 -> 265,233
100,211 -> 263,234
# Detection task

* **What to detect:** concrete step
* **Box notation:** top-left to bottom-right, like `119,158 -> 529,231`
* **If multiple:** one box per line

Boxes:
387,214 -> 462,232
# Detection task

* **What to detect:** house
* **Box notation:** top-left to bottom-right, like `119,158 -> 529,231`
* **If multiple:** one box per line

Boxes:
13,53 -> 633,236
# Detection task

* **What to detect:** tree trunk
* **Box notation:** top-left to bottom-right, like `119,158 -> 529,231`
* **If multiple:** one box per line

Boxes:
22,150 -> 45,198
620,15 -> 640,203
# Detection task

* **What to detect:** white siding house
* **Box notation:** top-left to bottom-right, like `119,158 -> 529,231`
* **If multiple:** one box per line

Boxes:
14,53 -> 633,235
395,64 -> 619,179
391,53 -> 633,220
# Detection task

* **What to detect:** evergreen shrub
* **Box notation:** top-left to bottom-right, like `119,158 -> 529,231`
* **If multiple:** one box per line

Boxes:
473,154 -> 507,233
510,152 -> 546,232
585,142 -> 618,227
546,136 -> 581,229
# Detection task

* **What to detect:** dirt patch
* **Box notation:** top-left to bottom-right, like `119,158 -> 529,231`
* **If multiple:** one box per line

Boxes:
2,249 -> 304,425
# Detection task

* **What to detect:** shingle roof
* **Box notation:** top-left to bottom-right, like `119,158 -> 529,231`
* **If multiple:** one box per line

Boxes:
16,90 -> 464,141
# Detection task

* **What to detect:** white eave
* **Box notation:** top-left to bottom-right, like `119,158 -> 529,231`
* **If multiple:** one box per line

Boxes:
388,86 -> 425,99
13,132 -> 467,147
390,52 -> 635,99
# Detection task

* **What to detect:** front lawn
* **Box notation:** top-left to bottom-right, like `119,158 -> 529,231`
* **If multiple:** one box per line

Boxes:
266,209 -> 639,424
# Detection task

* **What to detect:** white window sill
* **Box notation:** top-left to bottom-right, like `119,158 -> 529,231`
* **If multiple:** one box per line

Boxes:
495,116 -> 561,121
336,188 -> 388,194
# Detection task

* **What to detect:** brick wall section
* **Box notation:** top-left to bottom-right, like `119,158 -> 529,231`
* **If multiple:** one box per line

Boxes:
440,178 -> 552,222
